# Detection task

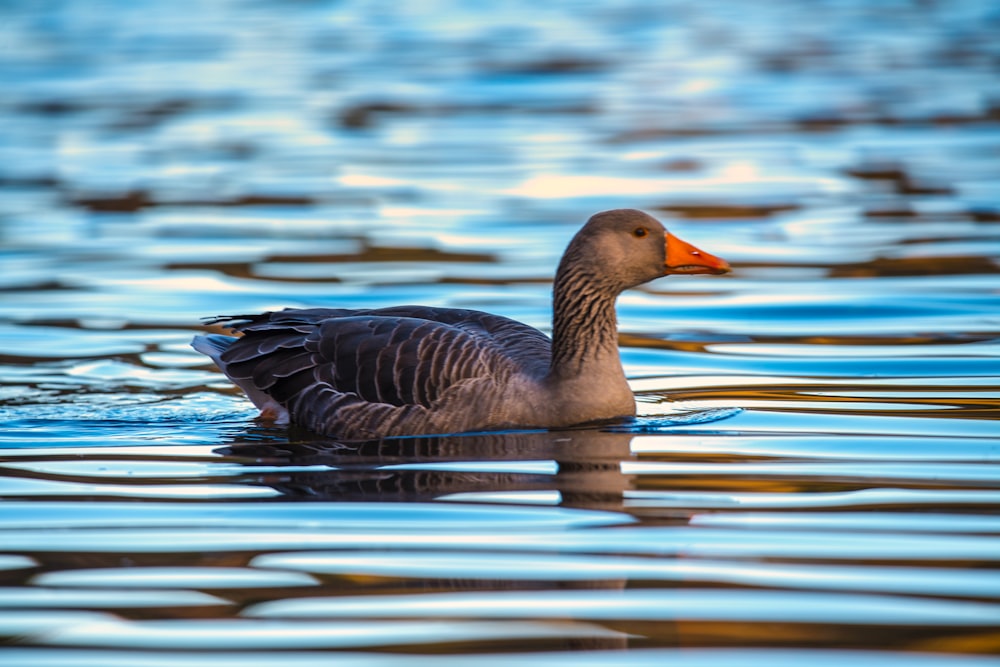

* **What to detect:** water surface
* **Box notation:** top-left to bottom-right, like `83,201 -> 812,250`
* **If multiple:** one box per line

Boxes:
1,0 -> 999,664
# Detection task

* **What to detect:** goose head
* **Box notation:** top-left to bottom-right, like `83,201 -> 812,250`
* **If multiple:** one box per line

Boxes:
560,209 -> 731,292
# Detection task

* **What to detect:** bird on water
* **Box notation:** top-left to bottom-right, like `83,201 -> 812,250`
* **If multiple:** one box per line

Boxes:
192,209 -> 730,440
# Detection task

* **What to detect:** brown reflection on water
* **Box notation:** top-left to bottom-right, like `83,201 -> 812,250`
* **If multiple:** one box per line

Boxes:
221,427 -> 636,513
665,384 -> 1000,420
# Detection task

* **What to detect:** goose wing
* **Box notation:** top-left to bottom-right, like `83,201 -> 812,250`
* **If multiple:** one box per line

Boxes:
363,305 -> 552,371
208,307 -> 551,438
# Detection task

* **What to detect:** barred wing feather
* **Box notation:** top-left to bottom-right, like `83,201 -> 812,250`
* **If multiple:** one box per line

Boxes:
208,307 -> 552,438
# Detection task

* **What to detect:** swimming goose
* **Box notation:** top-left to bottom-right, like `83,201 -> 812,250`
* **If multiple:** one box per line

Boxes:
192,209 -> 730,439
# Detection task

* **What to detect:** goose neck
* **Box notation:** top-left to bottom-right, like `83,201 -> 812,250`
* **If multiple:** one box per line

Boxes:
549,267 -> 621,376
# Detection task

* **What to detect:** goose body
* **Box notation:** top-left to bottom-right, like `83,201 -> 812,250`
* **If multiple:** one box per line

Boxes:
192,209 -> 729,439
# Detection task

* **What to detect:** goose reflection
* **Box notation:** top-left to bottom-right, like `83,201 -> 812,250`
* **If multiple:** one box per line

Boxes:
216,426 -> 636,512
215,427 -> 642,650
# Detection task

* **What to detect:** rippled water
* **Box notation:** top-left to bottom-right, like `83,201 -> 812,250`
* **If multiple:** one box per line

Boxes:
2,0 -> 1000,664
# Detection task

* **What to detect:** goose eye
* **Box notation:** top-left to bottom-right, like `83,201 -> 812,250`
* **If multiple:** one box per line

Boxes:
632,227 -> 648,238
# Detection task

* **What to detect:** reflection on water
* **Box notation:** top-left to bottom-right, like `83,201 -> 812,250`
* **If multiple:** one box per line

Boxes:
2,0 -> 1000,664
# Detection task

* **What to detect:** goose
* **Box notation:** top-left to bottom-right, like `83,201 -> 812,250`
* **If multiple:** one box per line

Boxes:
192,209 -> 730,440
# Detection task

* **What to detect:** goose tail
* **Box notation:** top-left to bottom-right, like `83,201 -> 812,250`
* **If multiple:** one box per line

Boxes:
192,333 -> 290,423
191,334 -> 237,369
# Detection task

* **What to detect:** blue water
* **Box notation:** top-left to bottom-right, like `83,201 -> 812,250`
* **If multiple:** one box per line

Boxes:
1,0 -> 999,663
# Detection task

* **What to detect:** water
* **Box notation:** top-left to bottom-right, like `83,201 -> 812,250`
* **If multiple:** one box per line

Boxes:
2,0 -> 1000,663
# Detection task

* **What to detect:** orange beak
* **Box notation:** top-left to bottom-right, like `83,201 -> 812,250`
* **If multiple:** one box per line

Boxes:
665,232 -> 731,275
